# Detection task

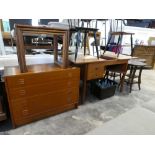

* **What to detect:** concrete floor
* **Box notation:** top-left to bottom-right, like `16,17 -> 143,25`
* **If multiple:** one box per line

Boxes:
0,69 -> 155,135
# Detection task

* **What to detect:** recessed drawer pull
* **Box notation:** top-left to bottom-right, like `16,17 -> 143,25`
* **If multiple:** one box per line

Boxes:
95,67 -> 98,70
22,109 -> 29,116
20,90 -> 26,95
19,79 -> 25,84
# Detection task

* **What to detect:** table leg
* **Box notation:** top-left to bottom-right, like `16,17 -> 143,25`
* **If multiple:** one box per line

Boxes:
138,67 -> 143,90
81,64 -> 88,104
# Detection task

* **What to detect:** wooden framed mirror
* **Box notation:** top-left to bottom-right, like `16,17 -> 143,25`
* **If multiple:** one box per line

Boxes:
15,24 -> 69,73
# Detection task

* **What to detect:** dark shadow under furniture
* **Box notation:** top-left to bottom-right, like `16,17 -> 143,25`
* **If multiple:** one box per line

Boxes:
0,71 -> 7,122
39,19 -> 59,25
9,19 -> 32,30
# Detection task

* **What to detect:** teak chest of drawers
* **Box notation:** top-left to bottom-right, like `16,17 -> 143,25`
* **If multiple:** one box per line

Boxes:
4,64 -> 80,128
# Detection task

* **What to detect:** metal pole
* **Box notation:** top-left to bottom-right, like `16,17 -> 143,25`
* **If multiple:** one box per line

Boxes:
0,31 -> 5,55
105,20 -> 106,48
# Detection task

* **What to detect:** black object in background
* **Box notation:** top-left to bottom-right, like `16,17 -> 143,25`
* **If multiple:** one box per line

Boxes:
9,19 -> 32,30
39,19 -> 59,25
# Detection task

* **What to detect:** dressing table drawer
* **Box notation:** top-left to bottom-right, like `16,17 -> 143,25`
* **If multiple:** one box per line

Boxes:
87,63 -> 105,80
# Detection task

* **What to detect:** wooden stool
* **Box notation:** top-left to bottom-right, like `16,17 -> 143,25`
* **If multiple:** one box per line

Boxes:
125,60 -> 146,93
70,27 -> 99,60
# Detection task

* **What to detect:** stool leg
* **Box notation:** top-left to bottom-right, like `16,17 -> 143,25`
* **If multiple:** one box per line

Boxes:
93,45 -> 94,56
93,32 -> 99,59
113,72 -> 116,81
127,65 -> 132,86
84,31 -> 87,56
120,72 -> 126,92
105,70 -> 109,79
118,73 -> 122,87
119,73 -> 122,80
138,67 -> 143,90
86,37 -> 90,54
129,66 -> 137,93
75,31 -> 81,60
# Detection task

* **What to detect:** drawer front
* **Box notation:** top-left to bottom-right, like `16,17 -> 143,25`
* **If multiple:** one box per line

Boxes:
87,63 -> 105,80
14,104 -> 76,127
8,79 -> 78,100
5,68 -> 80,89
11,86 -> 79,121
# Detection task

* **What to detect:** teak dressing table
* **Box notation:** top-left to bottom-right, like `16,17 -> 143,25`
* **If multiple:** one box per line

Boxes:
69,51 -> 132,104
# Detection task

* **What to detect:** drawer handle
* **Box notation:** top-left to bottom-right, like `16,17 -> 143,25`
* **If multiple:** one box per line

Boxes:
95,67 -> 98,70
20,90 -> 26,95
22,109 -> 29,116
19,79 -> 25,84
